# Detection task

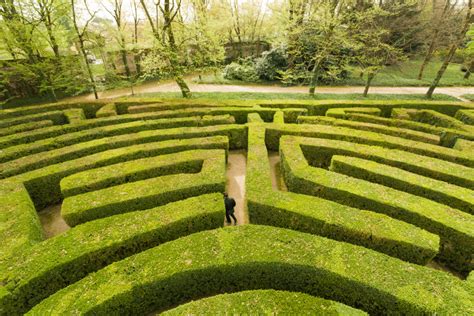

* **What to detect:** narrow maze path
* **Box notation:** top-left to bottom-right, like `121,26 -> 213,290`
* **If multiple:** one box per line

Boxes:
38,150 -> 249,237
226,150 -> 248,225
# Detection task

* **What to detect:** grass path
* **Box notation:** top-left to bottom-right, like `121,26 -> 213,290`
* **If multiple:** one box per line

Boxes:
63,79 -> 474,102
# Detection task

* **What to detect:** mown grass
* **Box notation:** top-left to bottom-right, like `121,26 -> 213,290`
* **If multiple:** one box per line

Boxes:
134,91 -> 459,101
461,94 -> 474,101
195,59 -> 474,87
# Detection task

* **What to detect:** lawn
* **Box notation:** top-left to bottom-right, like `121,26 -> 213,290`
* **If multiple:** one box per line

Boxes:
134,91 -> 459,101
195,59 -> 474,87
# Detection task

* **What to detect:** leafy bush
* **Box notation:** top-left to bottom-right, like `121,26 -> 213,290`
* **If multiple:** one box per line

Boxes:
223,61 -> 260,82
255,46 -> 288,81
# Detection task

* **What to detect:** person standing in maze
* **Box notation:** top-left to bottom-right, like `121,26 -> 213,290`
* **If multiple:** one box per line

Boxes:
224,192 -> 237,225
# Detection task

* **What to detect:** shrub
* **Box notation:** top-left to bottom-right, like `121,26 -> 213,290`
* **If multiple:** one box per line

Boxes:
0,194 -> 224,315
298,115 -> 439,144
162,290 -> 366,315
223,61 -> 260,82
246,125 -> 439,265
61,150 -> 226,226
265,124 -> 474,167
95,103 -> 117,118
0,181 -> 43,262
329,155 -> 474,215
0,120 -> 53,137
280,138 -> 474,273
11,136 -> 229,209
254,46 -> 288,81
28,226 -> 473,315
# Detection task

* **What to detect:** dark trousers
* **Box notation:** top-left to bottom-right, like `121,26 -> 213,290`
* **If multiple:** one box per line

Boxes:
226,211 -> 237,223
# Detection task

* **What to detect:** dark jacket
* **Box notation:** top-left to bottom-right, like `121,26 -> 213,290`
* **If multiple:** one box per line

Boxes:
224,197 -> 236,214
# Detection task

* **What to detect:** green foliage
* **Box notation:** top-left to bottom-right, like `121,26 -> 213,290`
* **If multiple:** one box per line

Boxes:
265,123 -> 474,167
455,109 -> 474,125
330,155 -> 474,214
0,193 -> 224,315
346,112 -> 474,146
299,115 -> 440,144
163,290 -> 366,315
280,136 -> 474,273
61,150 -> 226,226
254,46 -> 288,81
246,126 -> 440,265
9,136 -> 229,209
223,60 -> 260,82
28,225 -> 474,315
0,181 -> 43,263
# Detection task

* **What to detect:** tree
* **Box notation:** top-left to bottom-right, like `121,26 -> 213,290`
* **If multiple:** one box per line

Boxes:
139,0 -> 191,98
426,0 -> 472,98
71,0 -> 98,99
348,7 -> 406,96
417,0 -> 457,80
103,0 -> 132,79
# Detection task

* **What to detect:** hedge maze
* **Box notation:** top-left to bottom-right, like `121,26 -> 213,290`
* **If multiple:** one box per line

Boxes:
0,98 -> 473,315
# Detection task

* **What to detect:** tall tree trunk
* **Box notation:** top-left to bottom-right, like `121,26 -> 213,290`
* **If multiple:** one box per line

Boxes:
426,0 -> 472,99
308,61 -> 321,95
71,0 -> 98,99
363,72 -> 375,97
418,0 -> 450,80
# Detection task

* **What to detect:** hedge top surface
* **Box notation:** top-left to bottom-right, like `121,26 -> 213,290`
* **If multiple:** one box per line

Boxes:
266,123 -> 474,167
29,225 -> 474,315
329,155 -> 474,215
0,193 -> 223,315
279,136 -> 474,189
0,181 -> 42,263
61,149 -> 226,225
60,149 -> 222,197
162,290 -> 367,315
246,125 -> 439,265
0,124 -> 245,177
298,115 -> 440,144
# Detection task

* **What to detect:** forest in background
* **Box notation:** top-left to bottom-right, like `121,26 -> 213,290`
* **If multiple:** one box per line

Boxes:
0,0 -> 472,103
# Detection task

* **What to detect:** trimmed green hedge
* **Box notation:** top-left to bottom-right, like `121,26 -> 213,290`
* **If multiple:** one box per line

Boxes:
247,113 -> 264,123
0,120 -> 53,137
61,149 -> 221,197
265,124 -> 474,167
273,110 -> 285,124
345,113 -> 474,147
61,150 -> 226,226
0,111 -> 66,129
10,136 -> 228,209
280,140 -> 474,273
28,225 -> 474,315
0,114 -> 234,153
454,138 -> 474,153
0,181 -> 42,263
162,290 -> 366,315
258,99 -> 474,116
455,109 -> 474,125
298,116 -> 439,144
330,155 -> 474,215
0,101 -> 105,120
127,105 -> 307,124
63,108 -> 86,124
0,124 -> 244,178
246,126 -> 439,265
96,103 -> 117,118
0,193 -> 223,315
326,107 -> 381,119
392,109 -> 473,132
283,136 -> 473,189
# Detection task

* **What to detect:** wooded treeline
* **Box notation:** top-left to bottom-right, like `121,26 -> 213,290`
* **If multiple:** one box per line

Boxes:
0,0 -> 472,101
